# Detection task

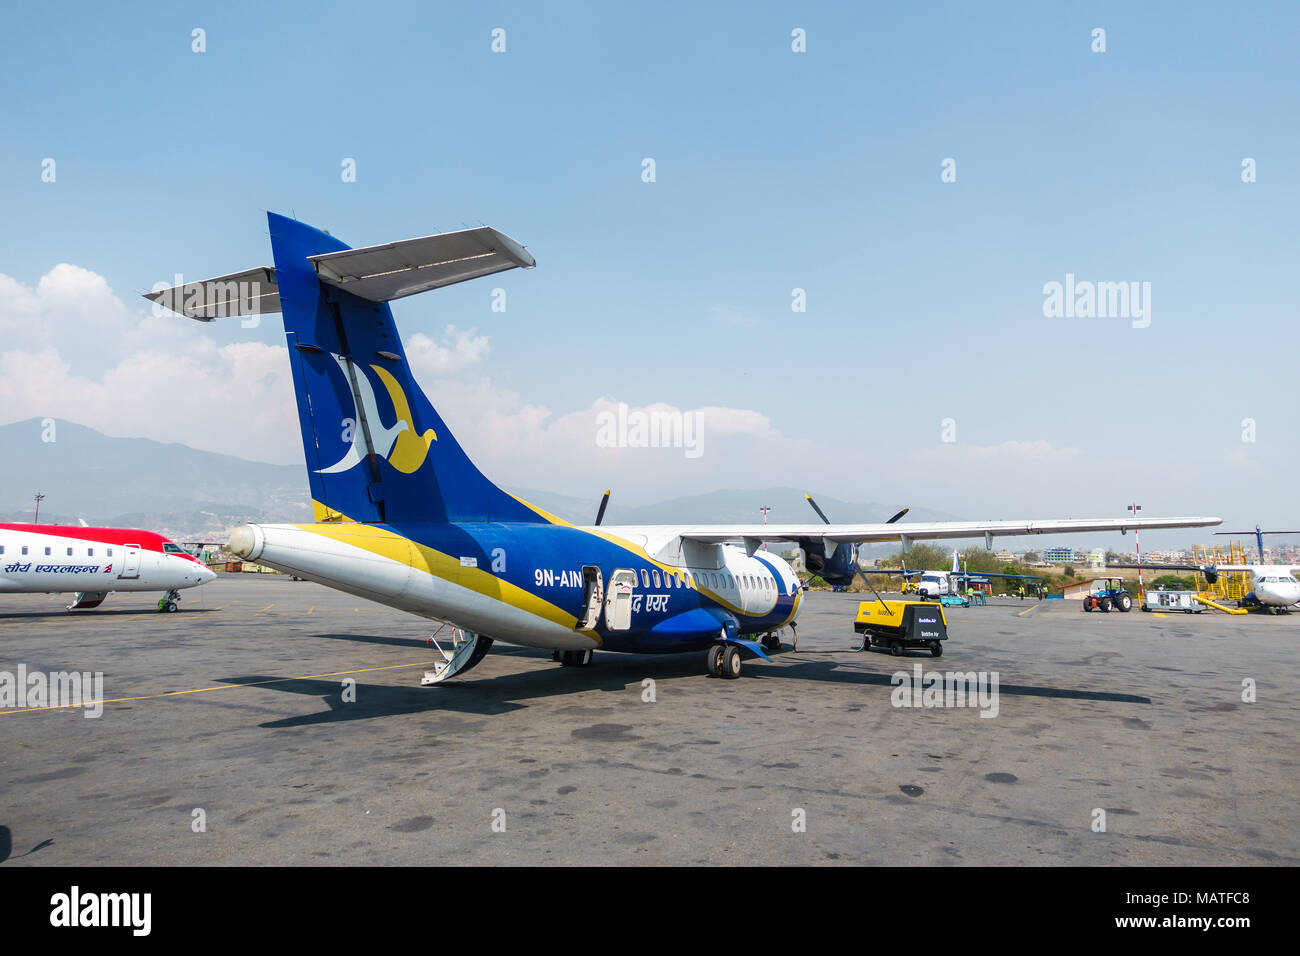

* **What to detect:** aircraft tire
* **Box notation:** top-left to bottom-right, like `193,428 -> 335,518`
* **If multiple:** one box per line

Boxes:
721,645 -> 743,679
706,645 -> 725,677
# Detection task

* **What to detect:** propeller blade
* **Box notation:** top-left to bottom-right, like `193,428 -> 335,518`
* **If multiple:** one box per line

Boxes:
886,507 -> 909,524
595,490 -> 610,526
805,493 -> 831,525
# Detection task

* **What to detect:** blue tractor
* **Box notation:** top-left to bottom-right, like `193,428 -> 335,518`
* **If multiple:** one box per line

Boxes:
1081,578 -> 1133,613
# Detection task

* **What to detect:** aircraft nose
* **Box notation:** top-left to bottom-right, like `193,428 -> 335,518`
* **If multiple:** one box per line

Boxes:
201,565 -> 218,584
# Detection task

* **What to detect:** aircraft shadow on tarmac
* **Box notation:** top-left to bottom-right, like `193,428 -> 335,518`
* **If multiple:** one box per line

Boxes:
0,608 -> 219,620
222,639 -> 1149,729
0,826 -> 54,864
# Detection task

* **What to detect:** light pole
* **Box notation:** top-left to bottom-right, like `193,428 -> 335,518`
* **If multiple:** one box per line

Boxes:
33,492 -> 45,524
1128,502 -> 1144,604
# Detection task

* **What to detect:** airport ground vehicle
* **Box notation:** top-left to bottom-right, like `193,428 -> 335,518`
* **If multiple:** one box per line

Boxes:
1141,589 -> 1202,613
854,599 -> 949,656
1081,578 -> 1133,612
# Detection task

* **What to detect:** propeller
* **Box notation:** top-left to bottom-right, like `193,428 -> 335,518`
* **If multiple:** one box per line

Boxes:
804,493 -> 911,592
804,494 -> 908,526
595,490 -> 611,526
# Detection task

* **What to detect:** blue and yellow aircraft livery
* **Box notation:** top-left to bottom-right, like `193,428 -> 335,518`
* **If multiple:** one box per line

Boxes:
150,213 -> 1222,683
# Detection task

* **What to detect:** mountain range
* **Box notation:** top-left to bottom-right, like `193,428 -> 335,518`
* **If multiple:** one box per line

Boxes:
0,418 -> 953,550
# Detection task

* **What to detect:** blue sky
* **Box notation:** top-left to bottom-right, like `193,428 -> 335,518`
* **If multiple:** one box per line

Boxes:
1,1 -> 1296,536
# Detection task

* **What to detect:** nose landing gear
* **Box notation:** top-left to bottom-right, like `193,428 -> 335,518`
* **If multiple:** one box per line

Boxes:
156,589 -> 181,613
706,643 -> 744,679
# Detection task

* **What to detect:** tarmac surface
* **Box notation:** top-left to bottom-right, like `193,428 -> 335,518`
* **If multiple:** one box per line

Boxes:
1,575 -> 1297,866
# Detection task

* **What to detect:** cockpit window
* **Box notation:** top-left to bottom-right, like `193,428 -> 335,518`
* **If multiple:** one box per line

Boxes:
163,543 -> 186,554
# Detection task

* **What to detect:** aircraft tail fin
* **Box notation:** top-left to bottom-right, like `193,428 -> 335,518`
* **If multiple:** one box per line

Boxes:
150,213 -> 545,525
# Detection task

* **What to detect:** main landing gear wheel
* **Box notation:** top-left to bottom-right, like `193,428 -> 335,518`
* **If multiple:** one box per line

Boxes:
559,649 -> 593,667
721,645 -> 743,679
761,632 -> 781,652
706,645 -> 725,677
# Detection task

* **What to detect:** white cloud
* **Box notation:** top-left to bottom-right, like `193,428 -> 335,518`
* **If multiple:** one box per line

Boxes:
0,265 -> 301,463
0,265 -> 794,492
405,325 -> 490,376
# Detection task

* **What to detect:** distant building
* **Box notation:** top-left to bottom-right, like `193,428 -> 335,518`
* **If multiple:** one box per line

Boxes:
1043,547 -> 1075,564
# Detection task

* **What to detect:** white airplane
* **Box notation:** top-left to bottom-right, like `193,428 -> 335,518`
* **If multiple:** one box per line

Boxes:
0,523 -> 217,610
147,213 -> 1222,681
1123,527 -> 1300,610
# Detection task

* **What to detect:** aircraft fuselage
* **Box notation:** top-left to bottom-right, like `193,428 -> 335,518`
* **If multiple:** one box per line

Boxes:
229,520 -> 804,653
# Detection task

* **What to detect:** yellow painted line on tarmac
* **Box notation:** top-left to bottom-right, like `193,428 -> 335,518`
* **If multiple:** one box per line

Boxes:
0,659 -> 442,716
306,606 -> 315,615
1153,612 -> 1168,618
1016,604 -> 1039,617
253,603 -> 275,616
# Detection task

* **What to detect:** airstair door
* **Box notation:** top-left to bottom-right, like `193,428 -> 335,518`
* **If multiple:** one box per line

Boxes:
604,569 -> 636,631
576,566 -> 604,630
119,544 -> 141,579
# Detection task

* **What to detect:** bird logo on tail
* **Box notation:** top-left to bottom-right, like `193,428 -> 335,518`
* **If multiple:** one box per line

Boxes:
317,353 -> 436,475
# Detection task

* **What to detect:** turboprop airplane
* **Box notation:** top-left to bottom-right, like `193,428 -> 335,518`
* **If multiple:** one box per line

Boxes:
0,523 -> 217,610
1116,526 -> 1300,611
146,213 -> 1222,682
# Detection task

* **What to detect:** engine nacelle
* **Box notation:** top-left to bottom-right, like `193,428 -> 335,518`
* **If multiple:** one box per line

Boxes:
1202,567 -> 1219,585
797,538 -> 857,587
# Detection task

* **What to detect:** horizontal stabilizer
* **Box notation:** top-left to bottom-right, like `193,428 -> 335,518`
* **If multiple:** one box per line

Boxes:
307,226 -> 535,302
145,226 -> 534,320
143,267 -> 280,321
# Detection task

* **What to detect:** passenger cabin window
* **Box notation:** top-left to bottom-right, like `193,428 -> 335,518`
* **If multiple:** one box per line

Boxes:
67,547 -> 73,556
22,546 -> 29,555
652,570 -> 661,588
107,548 -> 113,557
88,548 -> 94,556
44,547 -> 51,555
641,569 -> 649,587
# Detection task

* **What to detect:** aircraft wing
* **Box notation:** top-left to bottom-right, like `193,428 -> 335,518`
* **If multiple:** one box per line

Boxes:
955,571 -> 1045,581
1108,561 -> 1264,574
855,568 -> 924,578
678,516 -> 1221,549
